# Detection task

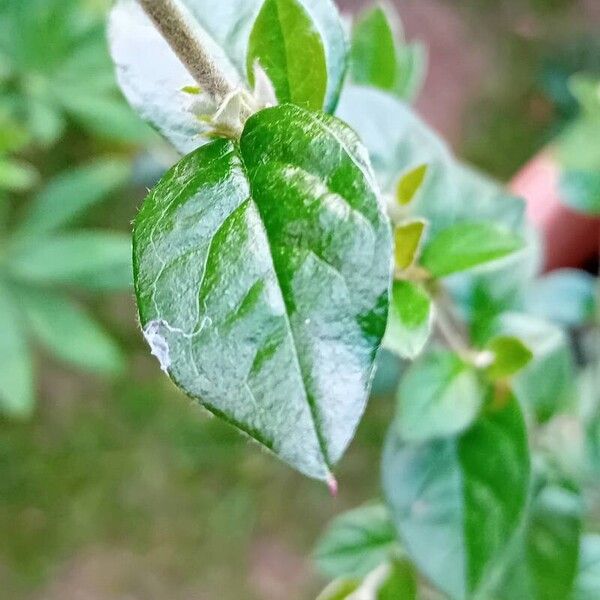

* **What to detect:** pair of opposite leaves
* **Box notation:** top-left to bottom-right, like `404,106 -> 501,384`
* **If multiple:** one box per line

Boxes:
110,0 -> 392,481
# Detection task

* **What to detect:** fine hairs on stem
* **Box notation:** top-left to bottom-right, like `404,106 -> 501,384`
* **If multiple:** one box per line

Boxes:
137,0 -> 234,103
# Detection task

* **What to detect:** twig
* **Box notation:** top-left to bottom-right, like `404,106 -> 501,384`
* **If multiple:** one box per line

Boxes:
137,0 -> 234,103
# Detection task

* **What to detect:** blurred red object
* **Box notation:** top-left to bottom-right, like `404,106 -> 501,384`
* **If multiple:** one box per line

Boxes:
510,152 -> 599,271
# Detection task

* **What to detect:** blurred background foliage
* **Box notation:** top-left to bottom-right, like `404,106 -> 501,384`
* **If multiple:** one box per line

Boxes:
0,0 -> 598,598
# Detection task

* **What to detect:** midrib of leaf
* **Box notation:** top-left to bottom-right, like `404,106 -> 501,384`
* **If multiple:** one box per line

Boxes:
235,142 -> 333,474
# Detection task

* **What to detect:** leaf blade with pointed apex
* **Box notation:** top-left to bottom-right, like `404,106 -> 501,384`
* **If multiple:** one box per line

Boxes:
382,394 -> 530,599
396,164 -> 428,205
17,159 -> 131,236
109,0 -> 346,153
396,349 -> 483,441
247,0 -> 327,110
485,335 -> 533,381
21,290 -> 124,376
8,231 -> 132,289
394,220 -> 425,270
0,284 -> 33,419
384,280 -> 432,360
420,222 -> 524,278
351,6 -> 398,92
576,535 -> 600,600
314,503 -> 399,578
133,104 -> 391,481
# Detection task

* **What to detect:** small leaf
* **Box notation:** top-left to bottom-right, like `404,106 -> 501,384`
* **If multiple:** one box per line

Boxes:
0,283 -> 33,418
395,42 -> 427,102
485,335 -> 533,381
496,313 -> 575,422
21,289 -> 124,375
395,349 -> 484,441
17,159 -> 131,236
396,164 -> 427,206
351,6 -> 398,92
133,104 -> 391,481
575,534 -> 600,600
317,579 -> 361,600
247,0 -> 327,110
383,393 -> 530,600
314,503 -> 399,579
394,220 -> 425,270
384,280 -> 432,359
420,222 -> 524,278
8,231 -> 132,289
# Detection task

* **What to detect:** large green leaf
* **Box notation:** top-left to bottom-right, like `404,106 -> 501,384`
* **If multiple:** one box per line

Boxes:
17,159 -> 131,236
314,503 -> 399,579
0,283 -> 33,418
247,0 -> 327,110
8,231 -> 132,289
21,289 -> 124,375
384,280 -> 432,360
395,349 -> 484,442
575,535 -> 600,600
382,394 -> 530,599
420,222 -> 524,278
108,0 -> 346,153
133,104 -> 391,481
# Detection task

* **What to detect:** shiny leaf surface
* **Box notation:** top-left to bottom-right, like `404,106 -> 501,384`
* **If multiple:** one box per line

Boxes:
133,104 -> 391,480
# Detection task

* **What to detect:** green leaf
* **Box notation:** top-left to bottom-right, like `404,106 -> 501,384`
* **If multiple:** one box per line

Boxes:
575,535 -> 600,600
395,164 -> 428,206
394,220 -> 425,270
560,169 -> 600,216
351,6 -> 398,92
496,313 -> 575,422
524,269 -> 597,328
384,280 -> 432,360
525,485 -> 582,600
17,159 -> 131,236
382,394 -> 530,599
420,222 -> 524,278
485,335 -> 533,381
395,42 -> 427,102
314,503 -> 399,578
0,158 -> 38,192
0,283 -> 33,418
133,104 -> 391,481
109,0 -> 347,152
247,0 -> 327,110
495,483 -> 582,600
21,289 -> 124,375
8,231 -> 132,289
395,349 -> 484,441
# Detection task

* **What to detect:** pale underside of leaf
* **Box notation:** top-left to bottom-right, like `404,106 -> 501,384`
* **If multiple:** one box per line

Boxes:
133,104 -> 391,481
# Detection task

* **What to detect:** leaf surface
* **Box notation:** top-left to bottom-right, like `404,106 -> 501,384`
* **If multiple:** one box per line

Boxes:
133,104 -> 391,480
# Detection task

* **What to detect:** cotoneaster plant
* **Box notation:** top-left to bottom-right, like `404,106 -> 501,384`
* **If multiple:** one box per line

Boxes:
109,1 -> 600,598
